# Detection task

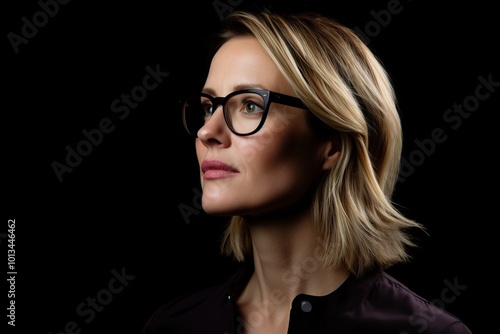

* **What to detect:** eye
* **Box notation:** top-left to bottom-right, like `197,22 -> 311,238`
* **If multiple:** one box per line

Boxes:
201,102 -> 214,115
240,98 -> 264,116
199,102 -> 215,123
243,100 -> 262,114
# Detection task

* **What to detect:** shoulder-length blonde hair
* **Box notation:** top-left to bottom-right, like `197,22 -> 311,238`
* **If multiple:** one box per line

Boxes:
211,9 -> 425,277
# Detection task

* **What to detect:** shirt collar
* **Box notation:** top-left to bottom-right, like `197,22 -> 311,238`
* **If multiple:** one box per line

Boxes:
227,260 -> 380,315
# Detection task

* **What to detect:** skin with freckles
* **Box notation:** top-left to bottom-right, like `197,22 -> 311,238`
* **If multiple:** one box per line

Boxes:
195,36 -> 345,333
196,36 -> 336,219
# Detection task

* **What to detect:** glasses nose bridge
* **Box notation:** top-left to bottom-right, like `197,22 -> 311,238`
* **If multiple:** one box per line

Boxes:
211,96 -> 227,115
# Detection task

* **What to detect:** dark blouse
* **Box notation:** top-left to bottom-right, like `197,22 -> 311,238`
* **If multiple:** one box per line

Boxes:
141,263 -> 472,334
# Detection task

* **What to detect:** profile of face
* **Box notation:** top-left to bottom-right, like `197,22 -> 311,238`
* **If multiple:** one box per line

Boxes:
195,36 -> 337,218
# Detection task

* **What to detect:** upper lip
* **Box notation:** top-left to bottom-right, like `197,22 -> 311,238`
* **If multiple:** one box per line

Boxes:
201,160 -> 238,173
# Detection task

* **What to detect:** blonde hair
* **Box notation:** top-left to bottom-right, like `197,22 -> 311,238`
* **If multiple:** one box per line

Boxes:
212,10 -> 425,277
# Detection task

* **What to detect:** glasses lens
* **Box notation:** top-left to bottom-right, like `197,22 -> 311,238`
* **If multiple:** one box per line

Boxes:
183,92 -> 266,136
226,92 -> 265,135
183,95 -> 212,136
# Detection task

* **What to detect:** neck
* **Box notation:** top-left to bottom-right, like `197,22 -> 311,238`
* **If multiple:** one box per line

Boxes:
238,204 -> 349,310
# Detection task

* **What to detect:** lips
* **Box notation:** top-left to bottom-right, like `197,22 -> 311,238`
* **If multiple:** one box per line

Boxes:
201,160 -> 239,180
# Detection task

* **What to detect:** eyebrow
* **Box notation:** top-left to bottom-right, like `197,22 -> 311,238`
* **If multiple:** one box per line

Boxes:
202,83 -> 268,96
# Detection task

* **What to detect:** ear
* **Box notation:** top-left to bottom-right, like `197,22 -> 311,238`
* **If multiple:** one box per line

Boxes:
321,136 -> 340,171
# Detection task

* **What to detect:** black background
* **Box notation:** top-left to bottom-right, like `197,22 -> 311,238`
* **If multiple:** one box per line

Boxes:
3,0 -> 498,333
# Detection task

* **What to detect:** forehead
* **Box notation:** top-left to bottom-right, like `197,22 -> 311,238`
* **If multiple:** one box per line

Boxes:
204,36 -> 292,96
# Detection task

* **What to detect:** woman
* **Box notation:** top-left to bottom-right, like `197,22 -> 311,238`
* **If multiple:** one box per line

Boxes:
141,9 -> 472,334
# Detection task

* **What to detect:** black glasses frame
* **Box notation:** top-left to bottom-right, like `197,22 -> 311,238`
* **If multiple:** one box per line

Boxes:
182,89 -> 306,137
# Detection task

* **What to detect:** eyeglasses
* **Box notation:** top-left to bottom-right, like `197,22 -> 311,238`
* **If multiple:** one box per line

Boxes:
182,89 -> 306,137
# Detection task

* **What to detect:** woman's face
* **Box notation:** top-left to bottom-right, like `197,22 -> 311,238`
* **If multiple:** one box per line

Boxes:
196,36 -> 333,218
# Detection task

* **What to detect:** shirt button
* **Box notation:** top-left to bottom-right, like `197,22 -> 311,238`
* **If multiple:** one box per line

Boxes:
301,300 -> 312,313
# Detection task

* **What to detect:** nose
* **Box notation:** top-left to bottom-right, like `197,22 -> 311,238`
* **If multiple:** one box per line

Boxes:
196,105 -> 229,144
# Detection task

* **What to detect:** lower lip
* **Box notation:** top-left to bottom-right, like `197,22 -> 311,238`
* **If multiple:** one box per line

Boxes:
203,170 -> 239,180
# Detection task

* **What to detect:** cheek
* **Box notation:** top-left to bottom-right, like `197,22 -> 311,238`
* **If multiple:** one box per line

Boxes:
236,112 -> 306,164
237,133 -> 281,163
235,131 -> 321,215
241,125 -> 318,187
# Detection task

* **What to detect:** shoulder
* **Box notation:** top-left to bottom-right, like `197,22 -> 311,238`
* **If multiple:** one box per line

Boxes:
140,264 -> 249,334
367,271 -> 472,334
